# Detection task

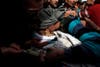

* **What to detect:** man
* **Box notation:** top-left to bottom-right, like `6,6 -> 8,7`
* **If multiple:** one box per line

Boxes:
64,0 -> 77,8
42,0 -> 78,33
30,9 -> 81,49
37,8 -> 100,63
44,0 -> 77,19
87,0 -> 100,28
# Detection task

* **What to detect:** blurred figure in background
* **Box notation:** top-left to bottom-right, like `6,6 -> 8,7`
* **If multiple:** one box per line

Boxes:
87,0 -> 100,30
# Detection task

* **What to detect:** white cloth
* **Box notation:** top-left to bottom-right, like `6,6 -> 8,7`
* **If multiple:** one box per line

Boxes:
42,31 -> 82,49
34,33 -> 56,43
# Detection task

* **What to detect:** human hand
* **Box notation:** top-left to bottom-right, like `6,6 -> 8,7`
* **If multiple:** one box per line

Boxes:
64,10 -> 77,17
70,10 -> 77,17
64,10 -> 72,17
96,27 -> 100,31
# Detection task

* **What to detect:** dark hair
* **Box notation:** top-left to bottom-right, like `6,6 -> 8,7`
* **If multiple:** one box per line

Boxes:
95,0 -> 100,4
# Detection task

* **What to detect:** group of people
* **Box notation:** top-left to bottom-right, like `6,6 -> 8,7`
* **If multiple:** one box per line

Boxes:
25,0 -> 100,66
0,0 -> 100,66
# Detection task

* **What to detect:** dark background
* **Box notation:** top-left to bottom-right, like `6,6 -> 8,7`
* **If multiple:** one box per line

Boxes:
0,0 -> 32,46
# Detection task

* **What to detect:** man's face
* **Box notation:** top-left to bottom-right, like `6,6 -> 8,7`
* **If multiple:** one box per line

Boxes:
49,0 -> 59,7
87,0 -> 95,5
65,0 -> 77,6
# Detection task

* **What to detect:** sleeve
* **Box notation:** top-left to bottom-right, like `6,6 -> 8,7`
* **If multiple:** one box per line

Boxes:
63,44 -> 96,63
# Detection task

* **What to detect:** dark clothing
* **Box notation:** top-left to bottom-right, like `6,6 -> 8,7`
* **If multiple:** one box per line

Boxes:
64,18 -> 100,63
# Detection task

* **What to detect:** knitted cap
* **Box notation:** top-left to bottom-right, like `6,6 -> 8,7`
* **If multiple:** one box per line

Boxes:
38,9 -> 58,29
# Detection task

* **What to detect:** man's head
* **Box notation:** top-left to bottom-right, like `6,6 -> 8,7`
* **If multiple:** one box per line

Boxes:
87,0 -> 95,5
39,15 -> 60,31
65,0 -> 77,6
48,0 -> 59,7
38,9 -> 61,31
